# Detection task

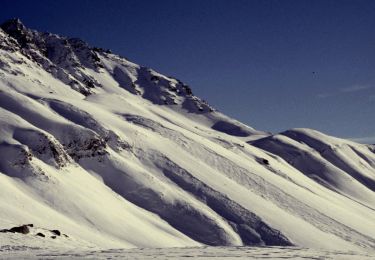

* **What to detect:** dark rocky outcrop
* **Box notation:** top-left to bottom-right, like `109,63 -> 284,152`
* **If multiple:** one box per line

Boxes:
0,224 -> 31,234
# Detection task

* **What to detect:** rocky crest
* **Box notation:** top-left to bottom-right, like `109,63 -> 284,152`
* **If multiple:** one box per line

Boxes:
0,19 -> 213,112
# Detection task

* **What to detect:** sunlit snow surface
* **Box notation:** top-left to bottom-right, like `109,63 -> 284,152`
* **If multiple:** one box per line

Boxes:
0,19 -> 375,256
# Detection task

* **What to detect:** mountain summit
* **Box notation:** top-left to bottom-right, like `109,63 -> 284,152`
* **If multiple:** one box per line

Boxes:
0,19 -> 375,252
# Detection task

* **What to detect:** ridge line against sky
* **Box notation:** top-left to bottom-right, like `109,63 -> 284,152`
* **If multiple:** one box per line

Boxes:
0,0 -> 374,143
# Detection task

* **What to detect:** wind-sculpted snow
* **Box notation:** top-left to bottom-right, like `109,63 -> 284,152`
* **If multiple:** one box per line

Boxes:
0,19 -> 375,253
136,149 -> 291,246
252,129 -> 375,208
211,120 -> 257,137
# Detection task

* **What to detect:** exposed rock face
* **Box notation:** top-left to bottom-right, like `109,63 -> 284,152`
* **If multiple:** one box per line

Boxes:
0,19 -> 214,112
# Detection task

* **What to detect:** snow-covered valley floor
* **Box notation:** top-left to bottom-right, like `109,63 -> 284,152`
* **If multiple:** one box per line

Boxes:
2,246 -> 375,260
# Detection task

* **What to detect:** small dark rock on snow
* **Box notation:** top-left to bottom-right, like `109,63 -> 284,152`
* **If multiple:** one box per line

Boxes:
262,159 -> 270,165
50,229 -> 61,236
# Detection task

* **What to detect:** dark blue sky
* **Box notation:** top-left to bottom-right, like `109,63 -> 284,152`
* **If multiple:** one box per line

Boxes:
1,0 -> 375,142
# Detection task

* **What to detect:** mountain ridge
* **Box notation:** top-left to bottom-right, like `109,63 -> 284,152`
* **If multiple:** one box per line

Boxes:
0,19 -> 375,252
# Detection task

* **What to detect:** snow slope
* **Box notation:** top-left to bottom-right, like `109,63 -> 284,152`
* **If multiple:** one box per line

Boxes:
0,19 -> 374,253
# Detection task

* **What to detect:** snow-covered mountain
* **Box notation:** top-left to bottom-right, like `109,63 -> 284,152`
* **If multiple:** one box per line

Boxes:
0,19 -> 374,253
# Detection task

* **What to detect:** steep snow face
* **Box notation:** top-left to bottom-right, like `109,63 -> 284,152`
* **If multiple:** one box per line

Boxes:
0,19 -> 375,252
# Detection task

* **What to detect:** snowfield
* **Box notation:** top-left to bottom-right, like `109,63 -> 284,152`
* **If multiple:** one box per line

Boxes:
2,245 -> 375,260
0,19 -> 375,258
